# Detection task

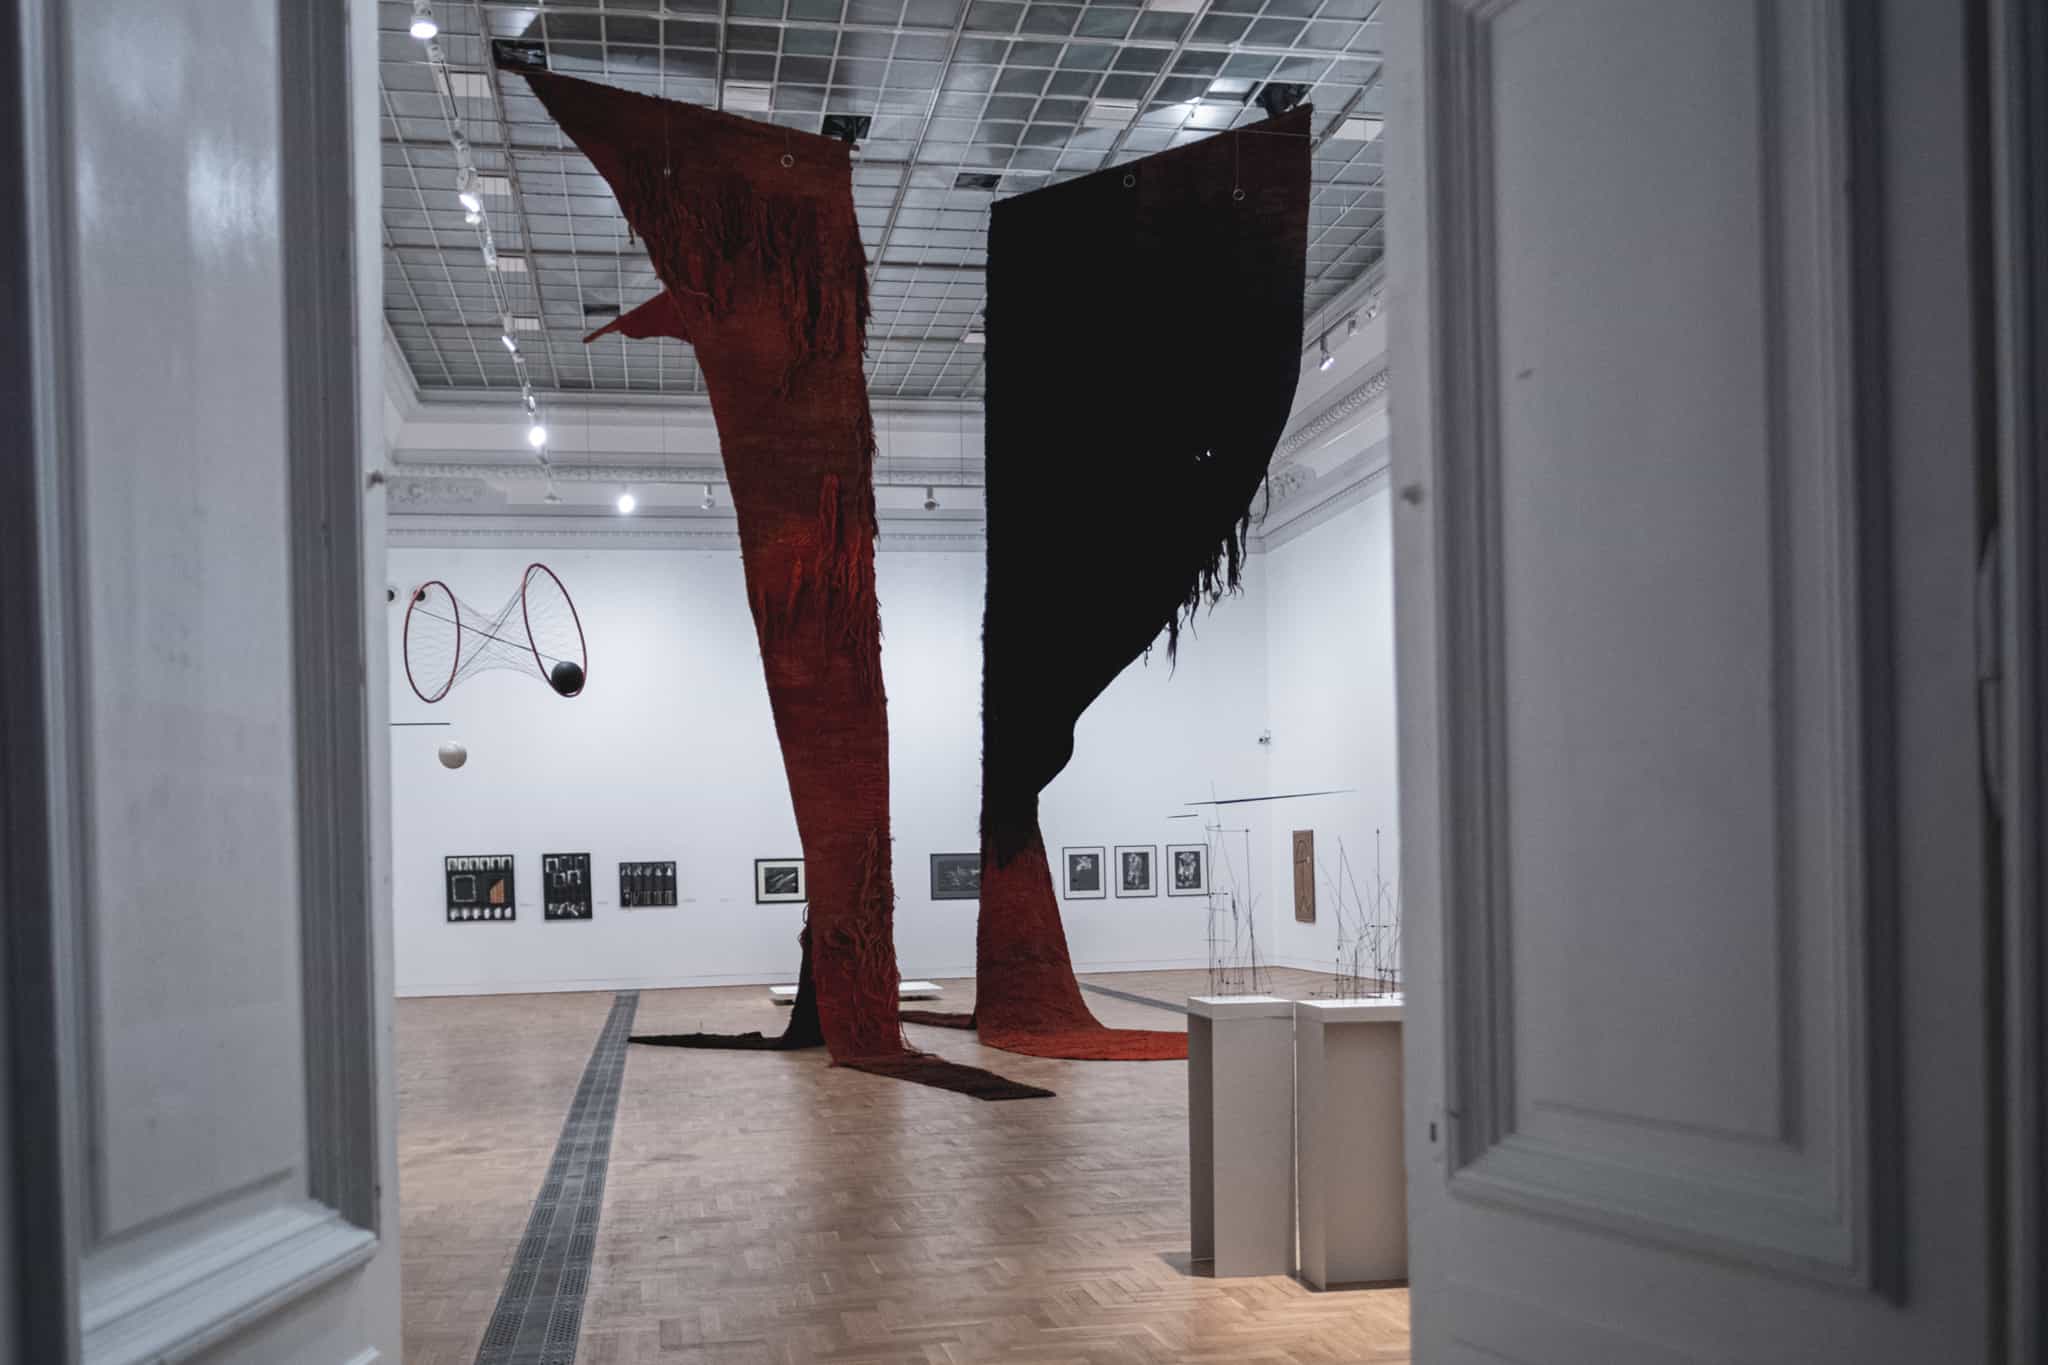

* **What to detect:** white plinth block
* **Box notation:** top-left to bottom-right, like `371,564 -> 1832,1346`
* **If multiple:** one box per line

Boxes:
1187,995 -> 1296,1277
1294,997 -> 1406,1287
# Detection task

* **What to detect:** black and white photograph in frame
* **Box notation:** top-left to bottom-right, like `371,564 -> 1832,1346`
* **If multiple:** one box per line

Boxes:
543,852 -> 593,920
1113,844 -> 1157,898
619,860 -> 677,908
445,854 -> 515,922
1062,845 -> 1106,899
755,857 -> 805,904
930,852 -> 982,901
1166,843 -> 1210,897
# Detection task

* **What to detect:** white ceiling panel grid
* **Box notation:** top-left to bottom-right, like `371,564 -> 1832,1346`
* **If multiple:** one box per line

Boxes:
379,0 -> 1384,400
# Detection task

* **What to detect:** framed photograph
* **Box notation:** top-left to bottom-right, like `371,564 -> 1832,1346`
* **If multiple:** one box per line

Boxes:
543,852 -> 592,920
445,854 -> 515,923
929,852 -> 982,901
755,857 -> 805,904
1166,843 -> 1210,897
1113,844 -> 1157,898
620,860 -> 677,908
1062,845 -> 1106,899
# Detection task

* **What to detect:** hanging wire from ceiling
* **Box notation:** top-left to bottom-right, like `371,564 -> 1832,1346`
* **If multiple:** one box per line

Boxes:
411,0 -> 553,491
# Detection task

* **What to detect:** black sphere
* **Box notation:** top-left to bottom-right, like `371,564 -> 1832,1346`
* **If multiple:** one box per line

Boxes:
549,660 -> 585,696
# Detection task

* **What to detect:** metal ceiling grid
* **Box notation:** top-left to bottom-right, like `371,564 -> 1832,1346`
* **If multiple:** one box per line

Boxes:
379,0 -> 1384,401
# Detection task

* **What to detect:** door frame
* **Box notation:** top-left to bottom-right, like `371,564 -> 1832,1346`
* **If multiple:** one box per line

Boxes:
1991,0 -> 2046,1357
0,0 -> 386,1358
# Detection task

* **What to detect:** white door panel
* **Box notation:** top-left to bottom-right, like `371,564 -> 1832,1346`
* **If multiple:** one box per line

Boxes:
71,0 -> 309,1238
1392,0 -> 1991,1360
8,0 -> 398,1361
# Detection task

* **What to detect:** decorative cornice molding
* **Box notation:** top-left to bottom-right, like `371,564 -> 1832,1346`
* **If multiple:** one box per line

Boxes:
386,516 -> 986,552
1253,460 -> 1391,552
405,390 -> 983,419
386,457 -> 985,488
1276,363 -> 1391,463
1267,465 -> 1317,502
386,475 -> 492,506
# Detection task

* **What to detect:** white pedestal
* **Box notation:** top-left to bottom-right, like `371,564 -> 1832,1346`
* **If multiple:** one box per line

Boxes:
1294,997 -> 1406,1287
1187,995 -> 1296,1277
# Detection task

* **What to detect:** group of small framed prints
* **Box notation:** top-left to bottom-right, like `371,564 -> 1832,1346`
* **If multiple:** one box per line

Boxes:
448,848 -> 1206,917
1061,843 -> 1209,900
444,853 -> 680,921
756,855 -> 986,904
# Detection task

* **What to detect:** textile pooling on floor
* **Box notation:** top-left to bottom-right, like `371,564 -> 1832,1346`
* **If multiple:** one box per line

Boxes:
971,108 -> 1313,1061
512,65 -> 1046,1099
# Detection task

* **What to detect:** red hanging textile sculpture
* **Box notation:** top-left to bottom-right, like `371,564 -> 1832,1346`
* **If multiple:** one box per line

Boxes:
961,109 -> 1314,1061
512,65 -> 1048,1100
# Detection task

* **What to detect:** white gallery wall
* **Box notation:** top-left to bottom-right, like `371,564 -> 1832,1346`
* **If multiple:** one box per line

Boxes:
387,471 -> 1393,997
379,264 -> 1396,998
1258,478 -> 1401,973
391,541 -> 1290,994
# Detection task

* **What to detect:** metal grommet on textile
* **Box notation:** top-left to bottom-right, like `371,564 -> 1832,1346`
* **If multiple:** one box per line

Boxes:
781,152 -> 795,167
1232,186 -> 1245,202
1122,172 -> 1135,188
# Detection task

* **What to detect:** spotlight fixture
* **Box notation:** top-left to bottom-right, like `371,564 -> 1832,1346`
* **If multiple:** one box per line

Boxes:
1317,334 -> 1335,372
543,486 -> 562,505
526,423 -> 548,449
1255,81 -> 1310,119
821,113 -> 872,143
491,38 -> 546,72
923,486 -> 940,512
457,167 -> 483,214
409,1 -> 438,40
1345,315 -> 1359,339
464,209 -> 482,226
616,492 -> 637,515
700,483 -> 716,511
500,332 -> 517,353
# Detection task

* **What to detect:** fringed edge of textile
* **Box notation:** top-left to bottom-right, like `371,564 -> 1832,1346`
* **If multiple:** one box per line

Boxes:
1160,478 -> 1265,664
629,1031 -> 822,1052
900,1009 -> 977,1030
839,1053 -> 1054,1101
619,157 -> 870,395
806,824 -> 907,1058
977,1026 -> 1188,1062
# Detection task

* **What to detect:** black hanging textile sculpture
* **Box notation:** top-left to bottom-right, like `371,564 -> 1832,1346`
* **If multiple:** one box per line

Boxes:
958,108 -> 1314,1060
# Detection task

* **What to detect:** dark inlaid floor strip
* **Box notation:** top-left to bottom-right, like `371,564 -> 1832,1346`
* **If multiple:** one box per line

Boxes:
475,991 -> 638,1365
1079,981 -> 1190,1015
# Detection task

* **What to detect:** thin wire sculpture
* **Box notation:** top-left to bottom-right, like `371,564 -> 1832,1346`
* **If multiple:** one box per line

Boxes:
1325,830 -> 1402,998
1204,818 -> 1268,997
402,562 -> 587,703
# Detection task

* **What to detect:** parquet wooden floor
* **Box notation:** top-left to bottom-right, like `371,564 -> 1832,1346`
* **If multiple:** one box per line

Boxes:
398,970 -> 1410,1365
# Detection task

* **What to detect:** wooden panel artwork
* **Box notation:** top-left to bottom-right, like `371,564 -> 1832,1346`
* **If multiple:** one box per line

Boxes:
1293,830 -> 1315,924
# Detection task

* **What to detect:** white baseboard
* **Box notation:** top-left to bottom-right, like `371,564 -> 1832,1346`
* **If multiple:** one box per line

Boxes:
394,956 -> 1218,999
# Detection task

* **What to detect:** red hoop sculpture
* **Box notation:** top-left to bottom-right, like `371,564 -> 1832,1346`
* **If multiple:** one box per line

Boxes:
402,563 -> 588,703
